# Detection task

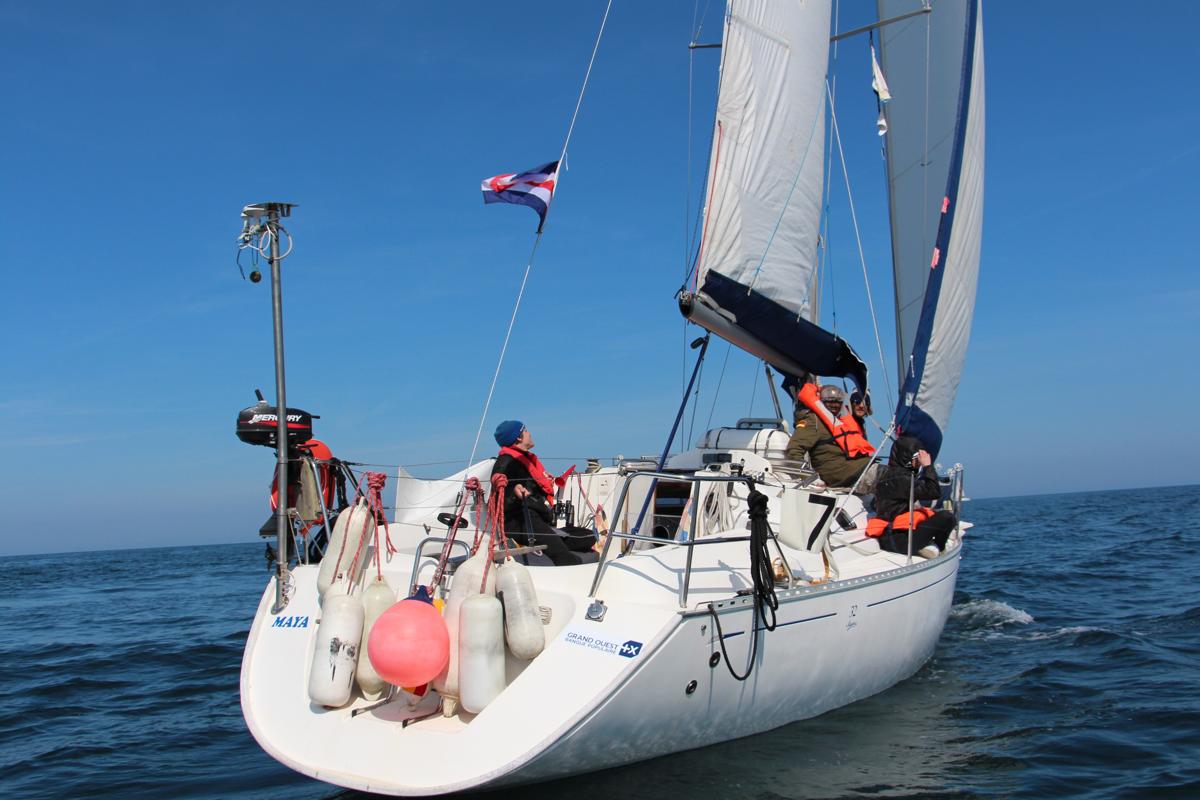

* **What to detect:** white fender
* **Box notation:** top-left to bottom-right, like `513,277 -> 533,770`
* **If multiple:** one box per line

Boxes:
431,549 -> 496,716
317,499 -> 375,599
307,593 -> 364,708
497,561 -> 544,660
458,594 -> 505,714
355,576 -> 397,699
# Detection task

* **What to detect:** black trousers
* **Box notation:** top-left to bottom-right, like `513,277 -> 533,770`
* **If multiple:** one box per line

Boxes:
510,502 -> 597,566
876,510 -> 957,555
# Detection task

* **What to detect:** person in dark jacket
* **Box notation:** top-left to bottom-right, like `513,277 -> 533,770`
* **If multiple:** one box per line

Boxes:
869,435 -> 957,556
490,420 -> 595,566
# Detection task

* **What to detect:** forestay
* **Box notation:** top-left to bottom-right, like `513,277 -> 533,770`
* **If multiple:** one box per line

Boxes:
879,0 -> 985,456
681,0 -> 867,391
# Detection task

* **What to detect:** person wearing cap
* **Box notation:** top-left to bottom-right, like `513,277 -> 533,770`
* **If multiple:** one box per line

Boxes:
784,376 -> 876,488
849,389 -> 872,441
491,420 -> 596,566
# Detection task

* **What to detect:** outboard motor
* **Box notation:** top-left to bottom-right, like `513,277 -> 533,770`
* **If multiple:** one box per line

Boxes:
236,390 -> 332,564
236,389 -> 318,448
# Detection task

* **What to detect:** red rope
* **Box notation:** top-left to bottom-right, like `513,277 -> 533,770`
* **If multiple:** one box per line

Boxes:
469,477 -> 486,554
480,474 -> 510,592
346,472 -> 389,583
370,472 -> 395,568
431,477 -> 481,588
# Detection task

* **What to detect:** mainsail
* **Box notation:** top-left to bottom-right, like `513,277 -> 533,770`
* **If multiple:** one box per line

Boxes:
879,0 -> 985,456
679,0 -> 868,392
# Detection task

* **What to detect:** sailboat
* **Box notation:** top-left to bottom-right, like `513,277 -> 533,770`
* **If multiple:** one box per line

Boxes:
239,0 -> 984,794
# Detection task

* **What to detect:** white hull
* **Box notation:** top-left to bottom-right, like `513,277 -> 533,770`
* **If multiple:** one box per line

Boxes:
505,551 -> 958,788
241,451 -> 963,795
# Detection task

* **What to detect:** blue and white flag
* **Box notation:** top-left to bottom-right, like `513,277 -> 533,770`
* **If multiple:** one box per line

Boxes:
481,160 -> 559,232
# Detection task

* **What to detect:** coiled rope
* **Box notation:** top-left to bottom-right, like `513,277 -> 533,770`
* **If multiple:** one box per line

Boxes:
708,483 -> 779,681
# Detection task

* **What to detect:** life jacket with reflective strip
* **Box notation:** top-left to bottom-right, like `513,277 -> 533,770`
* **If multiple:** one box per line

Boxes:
797,383 -> 876,458
866,507 -> 936,537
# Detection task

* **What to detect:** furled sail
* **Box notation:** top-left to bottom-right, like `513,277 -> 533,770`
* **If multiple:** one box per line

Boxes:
878,0 -> 985,456
679,0 -> 867,392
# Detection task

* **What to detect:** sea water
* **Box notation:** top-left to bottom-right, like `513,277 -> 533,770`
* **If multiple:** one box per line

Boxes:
1,485 -> 1197,799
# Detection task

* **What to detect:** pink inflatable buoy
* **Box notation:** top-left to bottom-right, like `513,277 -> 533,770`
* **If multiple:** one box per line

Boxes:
367,598 -> 451,687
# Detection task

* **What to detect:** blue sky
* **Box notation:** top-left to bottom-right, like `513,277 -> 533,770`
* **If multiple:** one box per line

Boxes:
2,1 -> 1197,556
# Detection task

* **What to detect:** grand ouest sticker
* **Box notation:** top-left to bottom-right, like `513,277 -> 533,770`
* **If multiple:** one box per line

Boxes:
562,628 -> 643,658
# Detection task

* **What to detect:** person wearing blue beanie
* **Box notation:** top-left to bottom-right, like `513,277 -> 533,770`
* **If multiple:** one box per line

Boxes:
490,420 -> 597,566
493,420 -> 525,448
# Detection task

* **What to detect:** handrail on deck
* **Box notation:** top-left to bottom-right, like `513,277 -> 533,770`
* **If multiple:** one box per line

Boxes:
408,536 -> 472,595
587,470 -> 795,609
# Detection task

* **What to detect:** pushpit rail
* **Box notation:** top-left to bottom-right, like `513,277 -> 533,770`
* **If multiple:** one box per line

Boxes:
587,470 -> 794,608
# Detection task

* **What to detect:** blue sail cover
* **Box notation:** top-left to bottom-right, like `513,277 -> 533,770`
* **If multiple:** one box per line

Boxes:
682,0 -> 868,392
878,0 -> 985,456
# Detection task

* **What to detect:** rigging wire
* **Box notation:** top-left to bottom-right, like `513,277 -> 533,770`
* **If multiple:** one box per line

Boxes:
682,2 -> 732,294
557,0 -> 614,171
825,79 -> 894,405
464,236 -> 542,470
748,360 -> 760,418
685,0 -> 700,400
464,0 -> 614,470
685,353 -> 706,450
704,341 -> 734,430
681,0 -> 719,448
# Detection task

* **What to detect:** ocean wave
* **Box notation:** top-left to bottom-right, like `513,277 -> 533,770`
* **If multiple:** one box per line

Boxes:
1025,625 -> 1108,641
949,598 -> 1033,629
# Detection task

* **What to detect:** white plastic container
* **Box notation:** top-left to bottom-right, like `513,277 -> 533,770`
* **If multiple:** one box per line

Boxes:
355,576 -> 397,699
497,561 -> 544,660
307,593 -> 365,708
457,594 -> 505,714
317,499 -> 375,599
432,549 -> 496,716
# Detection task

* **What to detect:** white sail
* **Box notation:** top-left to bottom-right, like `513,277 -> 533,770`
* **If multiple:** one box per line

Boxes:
681,0 -> 867,388
879,0 -> 985,454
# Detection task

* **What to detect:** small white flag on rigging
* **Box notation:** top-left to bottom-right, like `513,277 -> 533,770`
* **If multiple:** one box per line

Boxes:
871,44 -> 891,136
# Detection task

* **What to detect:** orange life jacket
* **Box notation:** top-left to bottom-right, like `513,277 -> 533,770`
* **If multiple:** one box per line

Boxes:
797,383 -> 876,458
270,438 -> 335,511
866,507 -> 936,537
837,414 -> 875,457
499,446 -> 557,499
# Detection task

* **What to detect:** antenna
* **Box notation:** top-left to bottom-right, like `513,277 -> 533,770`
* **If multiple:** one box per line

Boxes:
238,201 -> 297,613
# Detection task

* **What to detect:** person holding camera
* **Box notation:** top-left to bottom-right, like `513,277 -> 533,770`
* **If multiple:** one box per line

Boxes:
867,435 -> 958,557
